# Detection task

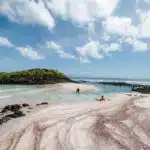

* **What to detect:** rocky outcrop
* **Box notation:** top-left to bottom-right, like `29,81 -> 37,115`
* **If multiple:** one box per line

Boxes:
1,104 -> 22,113
22,103 -> 30,107
98,81 -> 145,87
132,86 -> 150,94
0,111 -> 25,125
0,68 -> 73,85
0,102 -> 49,125
36,102 -> 48,106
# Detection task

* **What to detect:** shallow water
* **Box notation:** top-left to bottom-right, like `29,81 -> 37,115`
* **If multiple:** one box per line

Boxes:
0,82 -> 131,105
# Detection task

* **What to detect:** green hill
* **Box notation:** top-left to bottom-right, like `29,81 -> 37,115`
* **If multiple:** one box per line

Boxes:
0,68 -> 72,85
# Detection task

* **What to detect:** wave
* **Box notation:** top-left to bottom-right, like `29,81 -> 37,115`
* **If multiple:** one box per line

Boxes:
74,78 -> 150,85
0,95 -> 12,99
0,88 -> 26,93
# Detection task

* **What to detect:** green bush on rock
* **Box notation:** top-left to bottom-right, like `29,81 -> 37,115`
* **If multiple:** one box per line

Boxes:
0,68 -> 72,85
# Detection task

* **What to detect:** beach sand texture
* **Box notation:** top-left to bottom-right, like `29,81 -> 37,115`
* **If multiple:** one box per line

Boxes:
0,83 -> 150,150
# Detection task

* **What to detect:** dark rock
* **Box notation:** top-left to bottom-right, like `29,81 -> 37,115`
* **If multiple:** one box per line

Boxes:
14,111 -> 25,117
36,102 -> 48,106
1,104 -> 22,114
28,107 -> 33,109
22,103 -> 30,107
10,104 -> 22,112
132,86 -> 150,94
1,105 -> 11,113
5,111 -> 25,118
0,111 -> 25,125
0,117 -> 11,125
40,102 -> 48,105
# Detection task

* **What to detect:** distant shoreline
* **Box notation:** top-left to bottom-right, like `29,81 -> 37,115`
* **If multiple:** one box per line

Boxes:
0,68 -> 73,85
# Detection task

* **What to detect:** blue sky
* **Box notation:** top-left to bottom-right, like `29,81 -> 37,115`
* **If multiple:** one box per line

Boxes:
0,0 -> 150,78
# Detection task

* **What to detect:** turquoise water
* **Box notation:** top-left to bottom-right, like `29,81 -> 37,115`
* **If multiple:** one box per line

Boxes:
0,83 -> 132,105
1,77 -> 148,104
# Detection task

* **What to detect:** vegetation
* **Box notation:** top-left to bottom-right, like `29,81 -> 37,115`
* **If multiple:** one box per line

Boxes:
0,68 -> 72,85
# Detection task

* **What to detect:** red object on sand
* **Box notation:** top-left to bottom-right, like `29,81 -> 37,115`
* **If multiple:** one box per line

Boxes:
96,99 -> 105,102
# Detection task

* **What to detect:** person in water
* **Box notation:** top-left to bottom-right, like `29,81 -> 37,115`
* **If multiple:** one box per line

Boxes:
97,96 -> 105,102
76,88 -> 80,94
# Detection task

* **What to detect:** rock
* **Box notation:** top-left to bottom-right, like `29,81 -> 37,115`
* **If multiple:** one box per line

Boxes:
1,104 -> 22,114
0,111 -> 25,125
36,102 -> 48,106
5,111 -> 25,118
41,102 -> 48,105
0,117 -> 11,125
28,107 -> 33,109
10,104 -> 22,112
0,69 -> 73,85
1,105 -> 11,113
22,103 -> 30,107
132,86 -> 150,94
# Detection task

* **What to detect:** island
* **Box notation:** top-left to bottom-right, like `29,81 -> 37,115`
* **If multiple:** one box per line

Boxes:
0,68 -> 72,85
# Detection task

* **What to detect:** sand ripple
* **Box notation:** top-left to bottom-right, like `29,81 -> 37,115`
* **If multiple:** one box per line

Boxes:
0,94 -> 150,150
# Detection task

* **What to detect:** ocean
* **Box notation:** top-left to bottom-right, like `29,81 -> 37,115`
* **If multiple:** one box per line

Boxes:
0,77 -> 150,105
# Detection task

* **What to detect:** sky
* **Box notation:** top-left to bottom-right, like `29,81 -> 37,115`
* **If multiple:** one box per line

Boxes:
0,0 -> 150,78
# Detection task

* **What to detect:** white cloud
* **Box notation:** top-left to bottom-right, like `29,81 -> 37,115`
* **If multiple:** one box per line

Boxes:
102,33 -> 111,41
103,16 -> 138,37
124,37 -> 148,52
46,0 -> 119,24
46,41 -> 76,60
0,37 -> 14,47
56,49 -> 77,60
79,57 -> 91,64
137,10 -> 150,38
88,22 -> 96,36
0,0 -> 55,29
132,40 -> 148,52
104,43 -> 120,52
16,46 -> 45,60
46,41 -> 61,50
76,41 -> 103,63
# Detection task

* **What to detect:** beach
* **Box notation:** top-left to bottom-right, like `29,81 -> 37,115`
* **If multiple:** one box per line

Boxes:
0,83 -> 150,150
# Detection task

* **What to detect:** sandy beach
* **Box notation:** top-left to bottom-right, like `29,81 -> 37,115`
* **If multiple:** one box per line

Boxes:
0,83 -> 150,150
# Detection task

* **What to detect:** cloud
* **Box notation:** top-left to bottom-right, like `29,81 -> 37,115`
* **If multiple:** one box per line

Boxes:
56,49 -> 77,60
103,16 -> 138,37
0,0 -> 55,29
0,36 -> 14,47
102,13 -> 150,52
104,43 -> 120,52
102,33 -> 111,41
46,0 -> 119,24
16,46 -> 45,60
132,40 -> 148,52
76,40 -> 103,63
0,36 -> 45,60
46,41 -> 76,60
88,22 -> 96,36
124,37 -> 148,52
137,10 -> 150,38
46,41 -> 61,50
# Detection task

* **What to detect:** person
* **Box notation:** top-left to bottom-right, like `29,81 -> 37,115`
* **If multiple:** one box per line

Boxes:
76,88 -> 80,94
96,96 -> 105,102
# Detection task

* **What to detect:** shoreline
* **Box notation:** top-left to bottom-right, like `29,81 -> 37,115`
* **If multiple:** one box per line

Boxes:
1,92 -> 150,150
